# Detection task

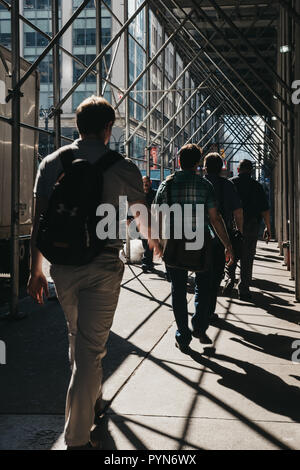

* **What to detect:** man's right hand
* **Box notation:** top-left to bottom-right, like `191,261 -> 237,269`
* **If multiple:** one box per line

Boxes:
225,245 -> 234,266
27,272 -> 49,305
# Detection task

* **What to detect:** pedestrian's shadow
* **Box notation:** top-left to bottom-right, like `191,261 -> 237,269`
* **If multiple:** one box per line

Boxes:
251,278 -> 294,295
214,318 -> 298,362
189,350 -> 300,422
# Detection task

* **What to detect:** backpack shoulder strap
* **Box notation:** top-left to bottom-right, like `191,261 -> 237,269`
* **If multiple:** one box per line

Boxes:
94,150 -> 124,173
59,146 -> 75,172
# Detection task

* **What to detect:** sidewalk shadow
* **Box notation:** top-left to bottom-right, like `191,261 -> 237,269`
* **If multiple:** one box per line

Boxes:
249,290 -> 300,324
189,350 -> 300,422
90,414 -> 118,450
251,278 -> 294,295
215,318 -> 298,361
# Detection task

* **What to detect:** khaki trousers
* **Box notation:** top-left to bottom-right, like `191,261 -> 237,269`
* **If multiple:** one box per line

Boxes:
50,251 -> 124,447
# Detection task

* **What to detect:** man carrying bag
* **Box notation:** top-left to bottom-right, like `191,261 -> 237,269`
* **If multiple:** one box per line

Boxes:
154,144 -> 234,351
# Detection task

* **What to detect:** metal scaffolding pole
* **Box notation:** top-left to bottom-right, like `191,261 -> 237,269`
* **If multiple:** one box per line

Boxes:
163,88 -> 222,155
150,74 -> 212,146
172,48 -> 177,173
164,0 -> 282,142
9,0 -> 24,319
204,71 -> 279,157
52,0 -> 61,150
96,0 -> 102,96
124,0 -> 131,262
7,0 -> 92,103
160,25 -> 165,182
206,0 -> 291,94
146,4 -> 151,178
124,49 -> 203,148
294,0 -> 300,300
194,2 -> 289,123
116,10 -> 195,113
48,0 -> 148,119
0,0 -> 100,79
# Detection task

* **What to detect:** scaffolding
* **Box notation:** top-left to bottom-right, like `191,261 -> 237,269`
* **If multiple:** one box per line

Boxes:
2,0 -> 300,317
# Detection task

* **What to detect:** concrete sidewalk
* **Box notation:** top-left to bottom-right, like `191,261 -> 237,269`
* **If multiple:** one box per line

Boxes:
0,241 -> 300,450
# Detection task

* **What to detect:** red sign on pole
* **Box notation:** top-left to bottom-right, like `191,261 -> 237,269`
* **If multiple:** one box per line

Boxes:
150,146 -> 158,169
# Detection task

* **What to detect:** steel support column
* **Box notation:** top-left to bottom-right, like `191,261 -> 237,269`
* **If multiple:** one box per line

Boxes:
294,0 -> 300,300
52,0 -> 61,150
9,0 -> 22,318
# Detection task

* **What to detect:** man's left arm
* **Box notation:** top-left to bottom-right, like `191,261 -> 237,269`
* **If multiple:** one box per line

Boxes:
27,196 -> 49,304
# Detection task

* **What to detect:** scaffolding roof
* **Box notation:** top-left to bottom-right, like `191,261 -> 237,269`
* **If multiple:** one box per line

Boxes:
150,0 -> 281,117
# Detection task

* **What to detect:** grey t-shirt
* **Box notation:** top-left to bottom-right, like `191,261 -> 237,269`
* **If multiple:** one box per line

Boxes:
34,138 -> 145,249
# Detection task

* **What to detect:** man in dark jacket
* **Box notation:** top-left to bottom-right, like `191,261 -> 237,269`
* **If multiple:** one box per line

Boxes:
142,176 -> 156,272
203,153 -> 243,321
224,159 -> 271,301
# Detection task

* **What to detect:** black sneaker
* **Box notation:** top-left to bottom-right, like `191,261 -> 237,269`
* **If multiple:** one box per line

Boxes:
223,280 -> 234,296
175,340 -> 190,354
238,290 -> 252,302
210,313 -> 219,324
142,265 -> 154,273
199,333 -> 213,345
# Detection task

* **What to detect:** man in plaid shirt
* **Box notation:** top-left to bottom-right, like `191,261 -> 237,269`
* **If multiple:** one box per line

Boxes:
155,144 -> 233,351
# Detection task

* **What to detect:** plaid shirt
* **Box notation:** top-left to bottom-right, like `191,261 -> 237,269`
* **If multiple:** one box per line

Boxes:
154,170 -> 217,231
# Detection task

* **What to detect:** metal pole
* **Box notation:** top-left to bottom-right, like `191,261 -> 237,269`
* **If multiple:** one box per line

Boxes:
116,10 -> 194,112
206,0 -> 291,94
294,0 -> 300,300
124,0 -> 131,262
7,0 -> 92,102
124,49 -> 203,147
160,25 -> 165,182
172,48 -> 177,173
52,0 -> 61,150
9,0 -> 24,319
96,0 -> 102,96
194,2 -> 289,123
163,0 -> 282,142
146,4 -> 151,178
48,0 -> 148,119
150,74 -> 211,145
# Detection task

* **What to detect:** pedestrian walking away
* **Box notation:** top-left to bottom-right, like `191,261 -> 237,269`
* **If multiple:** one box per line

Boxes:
203,152 -> 243,323
141,176 -> 156,273
224,159 -> 271,301
27,95 -> 162,450
155,144 -> 234,352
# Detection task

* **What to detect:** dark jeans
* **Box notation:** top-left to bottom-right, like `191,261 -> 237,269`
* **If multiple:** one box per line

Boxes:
142,239 -> 153,269
226,220 -> 259,293
167,266 -> 214,345
208,238 -> 225,318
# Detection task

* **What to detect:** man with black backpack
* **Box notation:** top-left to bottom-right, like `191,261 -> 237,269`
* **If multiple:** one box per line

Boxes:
203,153 -> 243,321
224,159 -> 271,301
27,96 -> 161,449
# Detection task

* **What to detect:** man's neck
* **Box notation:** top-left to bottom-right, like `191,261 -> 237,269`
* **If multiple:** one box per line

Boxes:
80,133 -> 105,144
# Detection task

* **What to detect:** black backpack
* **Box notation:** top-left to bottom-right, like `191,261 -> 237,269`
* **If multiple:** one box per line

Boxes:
36,146 -> 123,266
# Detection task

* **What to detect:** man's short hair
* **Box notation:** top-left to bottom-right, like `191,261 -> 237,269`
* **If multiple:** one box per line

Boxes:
179,144 -> 202,170
204,152 -> 223,174
239,159 -> 253,174
76,95 -> 115,136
